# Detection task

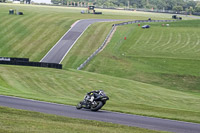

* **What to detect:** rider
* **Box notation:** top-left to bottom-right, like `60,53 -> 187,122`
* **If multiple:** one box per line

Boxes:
85,90 -> 102,103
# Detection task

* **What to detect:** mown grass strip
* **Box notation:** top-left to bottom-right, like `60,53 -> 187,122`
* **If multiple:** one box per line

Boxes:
0,3 -> 189,62
0,65 -> 200,123
0,3 -> 200,126
0,106 -> 167,133
82,20 -> 200,93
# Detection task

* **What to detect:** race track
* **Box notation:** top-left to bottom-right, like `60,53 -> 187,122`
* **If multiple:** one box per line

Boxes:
40,19 -> 119,64
1,95 -> 200,133
3,18 -> 200,133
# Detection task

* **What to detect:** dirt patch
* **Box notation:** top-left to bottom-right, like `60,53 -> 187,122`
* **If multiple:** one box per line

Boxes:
99,26 -> 117,53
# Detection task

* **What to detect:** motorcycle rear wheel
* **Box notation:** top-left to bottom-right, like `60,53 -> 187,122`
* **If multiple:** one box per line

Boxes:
91,101 -> 103,111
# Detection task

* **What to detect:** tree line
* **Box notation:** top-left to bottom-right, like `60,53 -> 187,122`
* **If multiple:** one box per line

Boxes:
51,0 -> 200,13
1,0 -> 199,13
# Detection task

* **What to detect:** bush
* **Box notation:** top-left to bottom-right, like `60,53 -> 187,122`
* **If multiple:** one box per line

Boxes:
173,6 -> 183,13
195,4 -> 200,12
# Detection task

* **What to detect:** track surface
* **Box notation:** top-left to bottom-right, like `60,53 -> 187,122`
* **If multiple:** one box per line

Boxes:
1,95 -> 200,133
40,19 -> 119,64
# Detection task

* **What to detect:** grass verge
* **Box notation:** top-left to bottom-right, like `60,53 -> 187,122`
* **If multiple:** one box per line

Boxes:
0,65 -> 200,123
0,3 -> 174,61
0,106 -> 167,133
81,20 -> 200,94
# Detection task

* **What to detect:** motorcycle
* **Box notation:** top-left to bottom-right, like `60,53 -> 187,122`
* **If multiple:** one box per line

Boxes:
76,90 -> 109,111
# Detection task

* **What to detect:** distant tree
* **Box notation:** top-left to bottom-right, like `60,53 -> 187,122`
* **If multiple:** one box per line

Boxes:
146,4 -> 155,9
119,3 -> 124,7
186,6 -> 194,15
173,6 -> 183,13
26,0 -> 31,4
103,1 -> 110,8
166,0 -> 177,10
195,3 -> 200,12
139,0 -> 146,8
183,0 -> 196,10
176,0 -> 185,7
49,0 -> 199,13
109,2 -> 115,8
132,4 -> 137,8
95,1 -> 102,7
156,0 -> 167,10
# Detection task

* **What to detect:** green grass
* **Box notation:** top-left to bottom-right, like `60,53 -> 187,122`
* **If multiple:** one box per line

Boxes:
0,106 -> 167,133
61,22 -> 115,68
0,3 -> 200,129
0,65 -> 200,123
0,4 -> 76,61
80,20 -> 200,93
0,3 -> 176,61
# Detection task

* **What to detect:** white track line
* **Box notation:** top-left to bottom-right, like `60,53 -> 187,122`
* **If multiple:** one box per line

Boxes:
59,24 -> 91,64
40,20 -> 81,62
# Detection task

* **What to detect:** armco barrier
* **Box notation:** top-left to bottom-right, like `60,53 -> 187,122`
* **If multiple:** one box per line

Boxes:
77,19 -> 177,70
77,25 -> 116,70
0,57 -> 62,69
114,19 -> 177,26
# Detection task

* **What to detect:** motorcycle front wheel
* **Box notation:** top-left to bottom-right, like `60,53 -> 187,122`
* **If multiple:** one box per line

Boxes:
91,101 -> 103,111
76,102 -> 82,109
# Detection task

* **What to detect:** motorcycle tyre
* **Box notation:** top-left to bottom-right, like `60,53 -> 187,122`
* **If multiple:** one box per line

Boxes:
91,101 -> 103,111
76,103 -> 82,110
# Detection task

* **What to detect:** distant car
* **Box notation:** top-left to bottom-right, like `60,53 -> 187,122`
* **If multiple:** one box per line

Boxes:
142,25 -> 150,29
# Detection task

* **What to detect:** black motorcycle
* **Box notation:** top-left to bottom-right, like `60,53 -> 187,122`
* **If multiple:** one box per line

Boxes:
76,90 -> 109,111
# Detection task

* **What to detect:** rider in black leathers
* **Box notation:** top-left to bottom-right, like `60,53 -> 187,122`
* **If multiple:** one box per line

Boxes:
85,90 -> 102,102
76,90 -> 108,111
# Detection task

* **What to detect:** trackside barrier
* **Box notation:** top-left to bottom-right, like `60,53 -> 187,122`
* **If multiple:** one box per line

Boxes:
77,19 -> 177,70
0,57 -> 62,69
0,57 -> 29,62
77,25 -> 116,70
114,20 -> 177,26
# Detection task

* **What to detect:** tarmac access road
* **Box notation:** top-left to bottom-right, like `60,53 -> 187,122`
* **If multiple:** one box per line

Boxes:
40,19 -> 119,64
1,95 -> 200,133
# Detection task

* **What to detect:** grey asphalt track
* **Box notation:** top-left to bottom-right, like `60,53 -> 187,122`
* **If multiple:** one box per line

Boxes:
40,19 -> 119,64
1,95 -> 200,133
179,14 -> 200,19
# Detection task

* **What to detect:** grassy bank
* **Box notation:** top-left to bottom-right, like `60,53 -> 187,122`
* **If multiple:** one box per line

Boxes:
61,22 -> 114,68
0,106 -> 167,133
80,20 -> 200,93
0,3 -> 174,62
0,65 -> 200,123
0,3 -> 200,128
